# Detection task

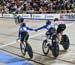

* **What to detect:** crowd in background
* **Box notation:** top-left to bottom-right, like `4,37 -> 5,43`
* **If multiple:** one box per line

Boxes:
0,0 -> 75,14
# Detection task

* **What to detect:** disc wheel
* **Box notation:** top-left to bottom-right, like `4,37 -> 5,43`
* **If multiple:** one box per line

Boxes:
60,34 -> 70,50
26,43 -> 33,59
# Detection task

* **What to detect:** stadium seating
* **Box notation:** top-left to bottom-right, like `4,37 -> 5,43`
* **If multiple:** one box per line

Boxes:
0,0 -> 75,13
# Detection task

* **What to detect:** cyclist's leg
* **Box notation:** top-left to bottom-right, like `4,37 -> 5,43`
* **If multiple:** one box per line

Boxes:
57,24 -> 66,33
57,24 -> 66,42
24,32 -> 29,45
20,32 -> 26,43
47,28 -> 56,39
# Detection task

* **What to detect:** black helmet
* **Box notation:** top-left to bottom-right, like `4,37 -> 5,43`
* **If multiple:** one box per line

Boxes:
46,20 -> 51,24
17,16 -> 24,23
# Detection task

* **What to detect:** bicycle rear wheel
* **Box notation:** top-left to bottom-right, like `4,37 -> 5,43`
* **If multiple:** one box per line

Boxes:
61,34 -> 70,51
26,43 -> 33,59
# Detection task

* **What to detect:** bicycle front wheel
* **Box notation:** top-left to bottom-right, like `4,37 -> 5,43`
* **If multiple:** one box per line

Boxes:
42,40 -> 49,55
20,42 -> 26,56
51,35 -> 59,58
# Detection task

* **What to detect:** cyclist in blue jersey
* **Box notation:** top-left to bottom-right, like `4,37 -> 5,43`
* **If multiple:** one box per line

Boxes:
18,23 -> 34,43
35,20 -> 56,38
35,18 -> 66,39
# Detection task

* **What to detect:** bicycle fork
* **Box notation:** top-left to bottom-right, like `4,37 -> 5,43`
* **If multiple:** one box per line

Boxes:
47,39 -> 52,50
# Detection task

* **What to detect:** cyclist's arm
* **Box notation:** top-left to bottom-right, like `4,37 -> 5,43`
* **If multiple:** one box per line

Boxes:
18,27 -> 21,39
13,14 -> 18,24
26,26 -> 34,31
35,25 -> 48,31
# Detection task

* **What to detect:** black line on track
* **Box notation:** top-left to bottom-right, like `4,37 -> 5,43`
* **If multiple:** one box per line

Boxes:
7,45 -> 75,64
0,32 -> 75,64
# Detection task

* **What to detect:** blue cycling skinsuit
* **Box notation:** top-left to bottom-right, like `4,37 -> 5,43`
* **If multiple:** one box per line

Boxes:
35,21 -> 66,36
35,21 -> 59,30
35,23 -> 55,38
35,21 -> 58,33
18,25 -> 33,42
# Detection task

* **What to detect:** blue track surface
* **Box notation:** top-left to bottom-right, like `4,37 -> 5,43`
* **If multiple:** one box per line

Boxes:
0,51 -> 33,65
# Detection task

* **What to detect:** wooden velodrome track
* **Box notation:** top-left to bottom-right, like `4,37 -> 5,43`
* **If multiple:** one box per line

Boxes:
0,18 -> 75,65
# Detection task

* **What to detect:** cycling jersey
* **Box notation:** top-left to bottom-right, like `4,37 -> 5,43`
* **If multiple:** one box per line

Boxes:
18,26 -> 33,39
35,21 -> 64,31
35,22 -> 56,31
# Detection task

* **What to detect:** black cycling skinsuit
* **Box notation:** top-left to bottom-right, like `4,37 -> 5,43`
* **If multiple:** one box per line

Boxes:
57,24 -> 66,33
20,32 -> 29,43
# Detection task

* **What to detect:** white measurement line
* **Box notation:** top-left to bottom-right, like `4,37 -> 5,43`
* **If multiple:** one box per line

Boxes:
0,32 -> 45,48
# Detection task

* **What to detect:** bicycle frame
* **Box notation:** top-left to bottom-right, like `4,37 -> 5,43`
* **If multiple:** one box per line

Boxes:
46,30 -> 63,45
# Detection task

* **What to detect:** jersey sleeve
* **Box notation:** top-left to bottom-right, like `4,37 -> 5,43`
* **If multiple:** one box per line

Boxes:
35,24 -> 48,31
26,26 -> 33,31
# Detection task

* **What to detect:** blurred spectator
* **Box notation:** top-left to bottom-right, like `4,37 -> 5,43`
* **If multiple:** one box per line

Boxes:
0,0 -> 75,14
39,4 -> 47,13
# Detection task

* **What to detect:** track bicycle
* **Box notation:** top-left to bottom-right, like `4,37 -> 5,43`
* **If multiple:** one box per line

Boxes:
17,34 -> 33,59
42,26 -> 70,58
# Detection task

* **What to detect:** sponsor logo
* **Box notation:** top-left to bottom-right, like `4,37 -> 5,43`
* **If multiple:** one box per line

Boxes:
2,14 -> 13,18
32,14 -> 45,19
45,14 -> 54,19
65,14 -> 75,20
60,14 -> 75,20
22,14 -> 31,18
